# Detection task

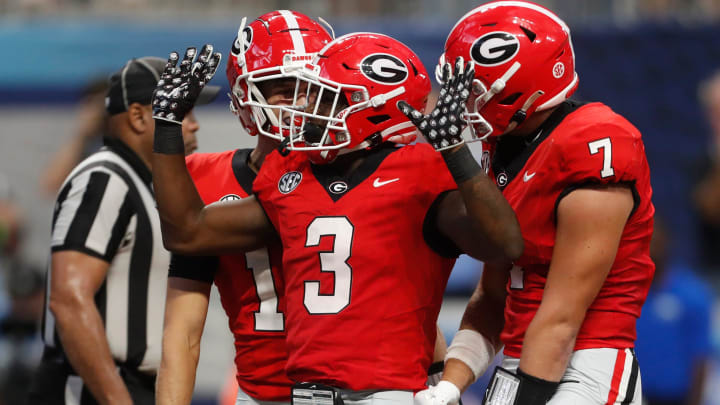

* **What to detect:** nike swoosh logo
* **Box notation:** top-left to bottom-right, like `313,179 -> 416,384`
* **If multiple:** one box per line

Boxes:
523,171 -> 536,182
373,177 -> 400,188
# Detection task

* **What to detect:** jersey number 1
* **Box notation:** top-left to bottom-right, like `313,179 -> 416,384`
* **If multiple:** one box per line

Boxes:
246,248 -> 284,331
304,216 -> 354,314
588,137 -> 615,178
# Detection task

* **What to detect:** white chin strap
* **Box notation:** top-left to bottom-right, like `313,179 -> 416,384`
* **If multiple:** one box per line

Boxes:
465,61 -> 521,141
336,86 -> 408,154
478,61 -> 521,108
249,85 -> 278,129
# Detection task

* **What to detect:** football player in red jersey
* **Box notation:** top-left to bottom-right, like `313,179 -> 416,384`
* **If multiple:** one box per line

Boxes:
155,11 -> 332,405
408,2 -> 654,405
149,32 -> 522,404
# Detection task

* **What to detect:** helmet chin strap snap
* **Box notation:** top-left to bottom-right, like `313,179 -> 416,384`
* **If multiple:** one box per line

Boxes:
277,136 -> 292,157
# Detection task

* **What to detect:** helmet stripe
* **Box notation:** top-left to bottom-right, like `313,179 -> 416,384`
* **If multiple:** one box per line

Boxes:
279,10 -> 306,54
380,121 -> 415,137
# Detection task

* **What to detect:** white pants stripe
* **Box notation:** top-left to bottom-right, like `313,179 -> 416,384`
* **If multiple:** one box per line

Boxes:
501,348 -> 642,404
608,348 -> 640,404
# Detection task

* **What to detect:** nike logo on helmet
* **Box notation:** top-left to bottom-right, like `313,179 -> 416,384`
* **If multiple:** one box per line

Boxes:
373,177 -> 400,188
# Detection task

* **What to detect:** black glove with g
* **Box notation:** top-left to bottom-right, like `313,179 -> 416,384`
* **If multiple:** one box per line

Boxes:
397,56 -> 474,151
152,45 -> 222,124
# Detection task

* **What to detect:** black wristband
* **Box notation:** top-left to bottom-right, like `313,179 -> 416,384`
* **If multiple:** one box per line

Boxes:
441,144 -> 483,185
515,368 -> 560,405
153,120 -> 185,155
426,361 -> 444,386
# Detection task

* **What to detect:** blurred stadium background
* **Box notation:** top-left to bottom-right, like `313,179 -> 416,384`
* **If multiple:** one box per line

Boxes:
2,0 -> 720,404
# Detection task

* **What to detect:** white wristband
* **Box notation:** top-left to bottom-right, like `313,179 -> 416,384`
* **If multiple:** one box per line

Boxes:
444,329 -> 496,381
434,381 -> 461,405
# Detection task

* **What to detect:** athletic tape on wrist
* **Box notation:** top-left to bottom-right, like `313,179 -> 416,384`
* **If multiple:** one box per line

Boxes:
434,381 -> 461,405
441,144 -> 483,185
153,120 -> 185,155
445,329 -> 495,381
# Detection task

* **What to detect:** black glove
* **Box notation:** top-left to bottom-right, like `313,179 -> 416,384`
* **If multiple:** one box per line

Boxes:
152,44 -> 222,124
397,57 -> 474,151
482,367 -> 559,405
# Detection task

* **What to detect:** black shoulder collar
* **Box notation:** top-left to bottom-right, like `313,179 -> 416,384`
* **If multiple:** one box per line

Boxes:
492,100 -> 586,190
311,143 -> 400,202
231,148 -> 257,196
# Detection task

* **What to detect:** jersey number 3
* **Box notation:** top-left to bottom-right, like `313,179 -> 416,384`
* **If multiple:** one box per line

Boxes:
588,137 -> 615,178
304,217 -> 354,315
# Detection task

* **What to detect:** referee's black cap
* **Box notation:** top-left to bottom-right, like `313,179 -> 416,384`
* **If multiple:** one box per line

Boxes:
106,56 -> 220,115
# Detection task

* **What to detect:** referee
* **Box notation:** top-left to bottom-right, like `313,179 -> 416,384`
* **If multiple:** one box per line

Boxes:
27,56 -> 219,405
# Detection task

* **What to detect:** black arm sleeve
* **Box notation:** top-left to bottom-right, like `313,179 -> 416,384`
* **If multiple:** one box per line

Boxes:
168,253 -> 219,283
423,190 -> 463,258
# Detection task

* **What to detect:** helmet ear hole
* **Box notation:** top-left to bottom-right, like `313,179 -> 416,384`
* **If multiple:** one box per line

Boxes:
519,26 -> 536,42
408,60 -> 419,76
367,114 -> 391,124
499,92 -> 522,105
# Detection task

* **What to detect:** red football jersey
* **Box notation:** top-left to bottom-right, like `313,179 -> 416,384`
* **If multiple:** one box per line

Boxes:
253,143 -> 458,391
172,149 -> 292,401
486,101 -> 655,357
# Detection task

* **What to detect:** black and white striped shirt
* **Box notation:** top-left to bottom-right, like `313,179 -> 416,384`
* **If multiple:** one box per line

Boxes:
42,138 -> 169,374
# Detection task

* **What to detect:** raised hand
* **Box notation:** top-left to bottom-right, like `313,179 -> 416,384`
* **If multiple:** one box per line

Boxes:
152,44 -> 222,124
398,57 -> 475,151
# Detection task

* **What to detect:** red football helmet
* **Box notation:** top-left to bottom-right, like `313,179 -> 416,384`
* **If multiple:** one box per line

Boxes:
441,0 -> 578,139
279,32 -> 431,163
226,10 -> 333,139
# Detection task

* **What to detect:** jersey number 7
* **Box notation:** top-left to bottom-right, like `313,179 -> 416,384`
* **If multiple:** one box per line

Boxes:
588,137 -> 615,178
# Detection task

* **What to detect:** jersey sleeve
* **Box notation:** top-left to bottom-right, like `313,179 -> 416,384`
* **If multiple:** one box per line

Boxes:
168,253 -> 219,283
51,168 -> 133,262
185,152 -> 216,174
553,122 -> 646,217
415,145 -> 462,258
558,122 -> 644,186
252,151 -> 281,231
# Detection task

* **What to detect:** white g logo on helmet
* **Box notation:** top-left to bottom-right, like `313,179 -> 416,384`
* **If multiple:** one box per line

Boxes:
231,26 -> 253,57
360,53 -> 409,84
470,31 -> 520,67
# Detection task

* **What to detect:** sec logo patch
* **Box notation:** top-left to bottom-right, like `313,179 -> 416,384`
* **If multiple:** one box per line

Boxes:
278,171 -> 302,194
